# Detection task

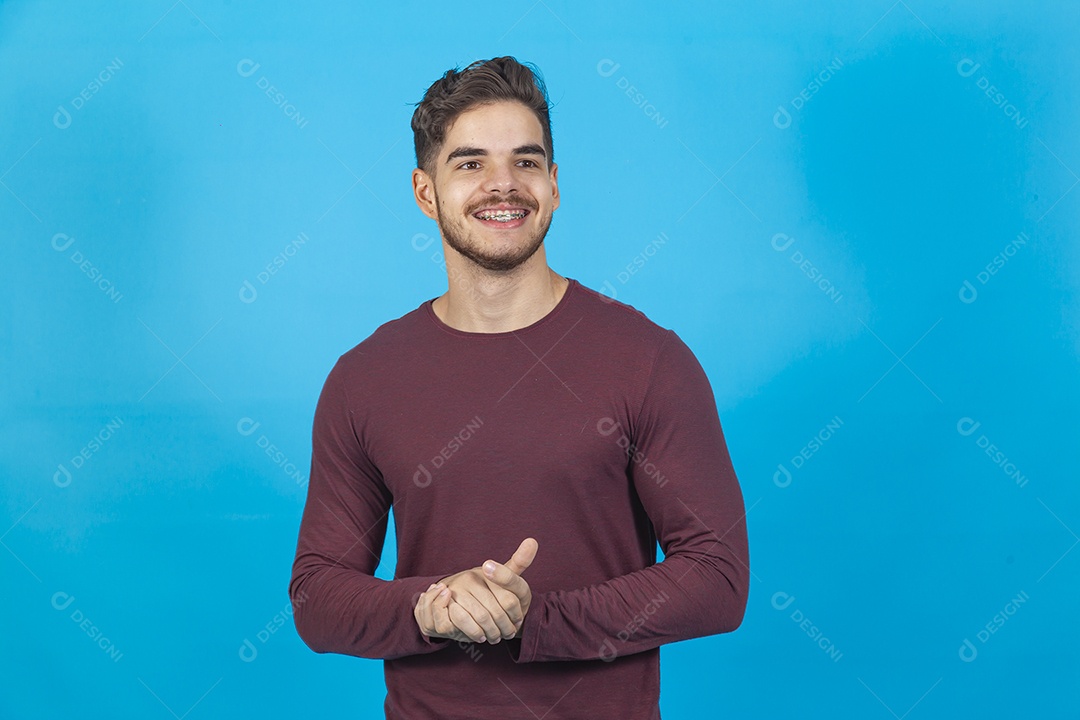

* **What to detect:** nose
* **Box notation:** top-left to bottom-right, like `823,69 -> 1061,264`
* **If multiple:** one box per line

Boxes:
483,160 -> 519,194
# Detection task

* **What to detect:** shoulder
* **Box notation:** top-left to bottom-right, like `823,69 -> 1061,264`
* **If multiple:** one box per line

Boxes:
572,281 -> 711,396
572,279 -> 676,352
329,302 -> 429,379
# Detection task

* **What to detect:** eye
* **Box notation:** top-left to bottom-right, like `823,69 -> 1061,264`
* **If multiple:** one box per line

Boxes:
459,160 -> 480,170
518,159 -> 538,168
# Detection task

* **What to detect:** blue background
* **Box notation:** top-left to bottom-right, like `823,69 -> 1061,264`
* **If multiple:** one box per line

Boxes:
3,1 -> 1078,717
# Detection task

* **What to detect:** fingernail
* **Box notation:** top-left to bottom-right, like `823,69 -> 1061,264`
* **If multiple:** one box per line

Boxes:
439,589 -> 448,597
483,561 -> 496,574
427,584 -> 435,591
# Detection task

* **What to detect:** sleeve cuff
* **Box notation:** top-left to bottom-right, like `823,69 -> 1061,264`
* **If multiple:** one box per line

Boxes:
509,591 -> 545,663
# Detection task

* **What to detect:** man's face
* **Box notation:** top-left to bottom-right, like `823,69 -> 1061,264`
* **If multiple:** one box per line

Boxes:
413,100 -> 559,273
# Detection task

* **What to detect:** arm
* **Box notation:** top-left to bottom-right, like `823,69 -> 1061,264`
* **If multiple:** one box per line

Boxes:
288,359 -> 454,659
510,329 -> 750,663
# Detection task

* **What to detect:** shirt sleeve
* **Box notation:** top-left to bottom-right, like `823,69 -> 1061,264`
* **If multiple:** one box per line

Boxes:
510,329 -> 750,663
289,357 -> 454,660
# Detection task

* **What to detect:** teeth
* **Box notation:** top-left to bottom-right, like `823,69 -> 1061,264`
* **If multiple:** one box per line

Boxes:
477,210 -> 527,222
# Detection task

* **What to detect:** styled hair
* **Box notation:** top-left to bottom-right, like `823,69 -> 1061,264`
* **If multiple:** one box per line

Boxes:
411,56 -> 554,178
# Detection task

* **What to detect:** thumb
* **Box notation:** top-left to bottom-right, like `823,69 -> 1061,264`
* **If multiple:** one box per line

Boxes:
505,537 -> 538,576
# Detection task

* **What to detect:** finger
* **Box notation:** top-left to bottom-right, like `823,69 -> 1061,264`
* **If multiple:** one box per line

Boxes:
477,585 -> 520,641
436,586 -> 474,643
455,588 -> 514,643
480,591 -> 518,641
416,583 -> 439,637
431,585 -> 458,639
445,591 -> 488,643
482,559 -> 530,601
504,537 -> 538,576
481,580 -> 524,627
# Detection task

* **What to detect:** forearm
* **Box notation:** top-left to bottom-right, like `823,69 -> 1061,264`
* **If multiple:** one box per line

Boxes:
290,562 -> 454,659
511,538 -> 748,663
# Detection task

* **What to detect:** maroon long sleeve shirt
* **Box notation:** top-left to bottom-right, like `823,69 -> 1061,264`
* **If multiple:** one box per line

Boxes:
289,277 -> 750,719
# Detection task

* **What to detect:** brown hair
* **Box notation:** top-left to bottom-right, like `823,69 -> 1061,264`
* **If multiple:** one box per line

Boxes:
411,56 -> 554,178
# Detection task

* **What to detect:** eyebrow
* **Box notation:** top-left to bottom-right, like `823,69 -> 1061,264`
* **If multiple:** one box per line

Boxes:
445,143 -> 547,165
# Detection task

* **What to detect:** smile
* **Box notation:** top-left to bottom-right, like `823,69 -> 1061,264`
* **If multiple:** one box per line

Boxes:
473,209 -> 529,222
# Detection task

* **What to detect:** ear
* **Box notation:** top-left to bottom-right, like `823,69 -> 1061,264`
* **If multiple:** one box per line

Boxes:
412,167 -> 438,221
549,162 -> 559,212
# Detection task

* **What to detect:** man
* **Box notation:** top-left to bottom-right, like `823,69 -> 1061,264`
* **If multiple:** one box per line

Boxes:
289,56 -> 750,719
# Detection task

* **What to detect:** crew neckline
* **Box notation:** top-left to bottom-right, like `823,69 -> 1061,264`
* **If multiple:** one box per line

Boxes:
423,277 -> 579,338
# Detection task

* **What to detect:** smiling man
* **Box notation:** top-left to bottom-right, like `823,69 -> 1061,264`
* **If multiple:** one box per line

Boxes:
289,56 -> 750,719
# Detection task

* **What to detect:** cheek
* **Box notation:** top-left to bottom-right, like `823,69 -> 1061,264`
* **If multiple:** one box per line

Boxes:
529,181 -> 554,206
442,185 -> 475,213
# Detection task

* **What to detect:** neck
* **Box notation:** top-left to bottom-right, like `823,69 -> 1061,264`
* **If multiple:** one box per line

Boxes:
432,252 -> 568,333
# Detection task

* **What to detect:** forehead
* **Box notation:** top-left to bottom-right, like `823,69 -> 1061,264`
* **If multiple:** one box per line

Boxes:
442,101 -> 544,153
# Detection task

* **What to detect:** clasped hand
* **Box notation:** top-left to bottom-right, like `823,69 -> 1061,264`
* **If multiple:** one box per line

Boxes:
414,537 -> 538,644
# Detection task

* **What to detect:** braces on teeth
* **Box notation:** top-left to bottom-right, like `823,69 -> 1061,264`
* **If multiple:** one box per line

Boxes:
477,210 -> 527,222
